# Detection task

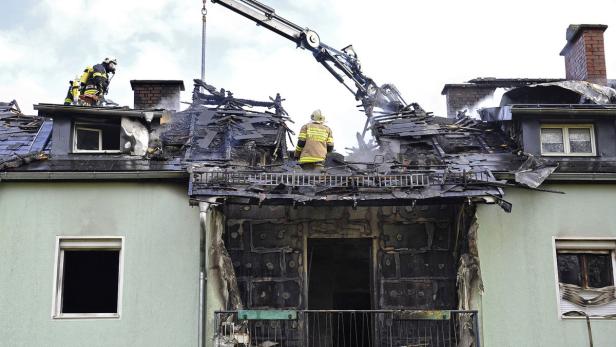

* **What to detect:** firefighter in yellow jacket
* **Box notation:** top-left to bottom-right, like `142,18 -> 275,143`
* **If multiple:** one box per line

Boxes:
294,109 -> 334,168
64,58 -> 117,106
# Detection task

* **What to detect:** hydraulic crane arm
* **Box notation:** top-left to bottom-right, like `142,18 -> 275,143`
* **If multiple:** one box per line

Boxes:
211,0 -> 407,118
211,0 -> 319,50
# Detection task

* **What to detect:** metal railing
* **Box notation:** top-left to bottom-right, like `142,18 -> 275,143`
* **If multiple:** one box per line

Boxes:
214,310 -> 480,347
194,171 -> 431,188
438,169 -> 494,186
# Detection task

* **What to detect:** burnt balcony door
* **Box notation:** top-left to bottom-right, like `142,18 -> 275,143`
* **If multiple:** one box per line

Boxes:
307,238 -> 372,347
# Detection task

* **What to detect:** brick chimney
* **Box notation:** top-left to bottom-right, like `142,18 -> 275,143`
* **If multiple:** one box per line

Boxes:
441,84 -> 495,118
560,24 -> 608,86
130,80 -> 185,111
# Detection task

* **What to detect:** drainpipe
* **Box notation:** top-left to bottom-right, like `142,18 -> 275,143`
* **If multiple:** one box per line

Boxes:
198,201 -> 213,347
200,199 -> 224,347
198,271 -> 205,347
198,203 -> 208,347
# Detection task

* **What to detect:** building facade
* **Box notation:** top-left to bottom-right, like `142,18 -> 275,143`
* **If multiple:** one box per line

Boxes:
1,23 -> 616,347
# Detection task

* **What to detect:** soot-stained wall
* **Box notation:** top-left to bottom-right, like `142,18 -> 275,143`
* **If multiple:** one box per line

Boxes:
224,204 -> 460,311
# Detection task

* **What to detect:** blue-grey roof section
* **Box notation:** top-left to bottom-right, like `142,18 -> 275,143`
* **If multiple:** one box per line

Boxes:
0,100 -> 47,158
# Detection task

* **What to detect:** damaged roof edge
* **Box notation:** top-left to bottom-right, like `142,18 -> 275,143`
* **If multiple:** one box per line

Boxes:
481,104 -> 616,122
441,78 -> 566,94
191,193 -> 494,207
33,104 -> 168,120
511,105 -> 616,115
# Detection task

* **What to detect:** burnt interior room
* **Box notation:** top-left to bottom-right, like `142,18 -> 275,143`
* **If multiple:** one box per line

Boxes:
307,238 -> 372,347
307,238 -> 372,310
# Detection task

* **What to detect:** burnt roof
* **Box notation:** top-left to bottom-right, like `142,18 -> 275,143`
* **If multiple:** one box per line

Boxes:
4,78 -> 616,205
185,80 -> 291,162
189,99 -> 520,205
500,81 -> 616,105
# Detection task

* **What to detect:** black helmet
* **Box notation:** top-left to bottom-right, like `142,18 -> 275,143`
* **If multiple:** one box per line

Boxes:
102,57 -> 117,73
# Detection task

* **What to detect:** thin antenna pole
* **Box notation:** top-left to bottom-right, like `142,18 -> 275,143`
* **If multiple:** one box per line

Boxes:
201,0 -> 207,83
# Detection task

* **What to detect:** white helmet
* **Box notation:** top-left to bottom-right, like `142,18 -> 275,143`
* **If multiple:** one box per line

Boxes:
311,109 -> 325,123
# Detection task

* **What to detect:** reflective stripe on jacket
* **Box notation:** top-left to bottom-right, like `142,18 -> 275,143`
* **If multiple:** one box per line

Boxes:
296,122 -> 333,163
83,64 -> 109,95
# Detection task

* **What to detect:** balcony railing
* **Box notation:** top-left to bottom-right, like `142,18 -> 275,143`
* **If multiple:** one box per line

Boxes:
214,310 -> 480,347
193,171 -> 431,189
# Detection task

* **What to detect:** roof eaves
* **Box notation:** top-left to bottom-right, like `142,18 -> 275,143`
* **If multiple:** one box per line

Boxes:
34,104 -> 168,120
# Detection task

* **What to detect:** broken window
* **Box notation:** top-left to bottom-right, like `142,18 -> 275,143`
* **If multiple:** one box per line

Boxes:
554,239 -> 616,318
540,125 -> 595,156
52,237 -> 124,318
73,120 -> 121,153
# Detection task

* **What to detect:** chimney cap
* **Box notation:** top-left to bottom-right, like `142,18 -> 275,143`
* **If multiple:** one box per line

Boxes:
566,24 -> 608,42
561,24 -> 608,56
130,80 -> 185,91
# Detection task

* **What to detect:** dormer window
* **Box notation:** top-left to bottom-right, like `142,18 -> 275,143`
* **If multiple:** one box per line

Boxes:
73,120 -> 121,153
540,124 -> 596,156
34,103 -> 165,157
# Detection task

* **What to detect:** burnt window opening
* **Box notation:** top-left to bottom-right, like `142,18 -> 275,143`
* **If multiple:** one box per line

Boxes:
555,239 -> 616,319
73,119 -> 121,153
53,238 -> 123,318
557,252 -> 614,289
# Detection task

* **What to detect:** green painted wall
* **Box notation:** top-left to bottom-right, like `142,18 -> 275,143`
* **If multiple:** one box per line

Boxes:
0,182 -> 201,347
476,184 -> 616,347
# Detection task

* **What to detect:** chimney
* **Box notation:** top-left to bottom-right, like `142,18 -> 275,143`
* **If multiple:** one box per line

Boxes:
441,84 -> 496,118
130,80 -> 185,111
560,24 -> 608,86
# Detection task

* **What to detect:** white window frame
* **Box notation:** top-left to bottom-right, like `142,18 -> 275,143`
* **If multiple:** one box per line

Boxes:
51,236 -> 125,319
540,124 -> 596,156
72,123 -> 121,154
552,237 -> 616,320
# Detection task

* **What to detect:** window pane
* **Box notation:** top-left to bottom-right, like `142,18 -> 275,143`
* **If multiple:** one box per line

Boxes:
586,254 -> 614,288
76,128 -> 100,150
62,250 -> 120,313
541,128 -> 564,153
568,128 -> 592,153
557,253 -> 582,286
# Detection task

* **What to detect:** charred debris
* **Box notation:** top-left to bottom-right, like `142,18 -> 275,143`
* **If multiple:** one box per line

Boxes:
187,79 -> 553,209
1,79 -> 572,208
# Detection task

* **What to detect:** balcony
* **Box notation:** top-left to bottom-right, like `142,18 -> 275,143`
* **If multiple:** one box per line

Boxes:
214,310 -> 480,347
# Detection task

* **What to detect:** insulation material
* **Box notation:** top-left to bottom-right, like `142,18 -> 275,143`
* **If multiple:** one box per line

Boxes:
121,117 -> 149,156
456,218 -> 483,347
559,284 -> 616,318
207,206 -> 243,311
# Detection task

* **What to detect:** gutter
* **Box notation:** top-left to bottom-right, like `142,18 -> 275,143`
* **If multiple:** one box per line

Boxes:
495,172 -> 616,182
512,108 -> 616,116
0,171 -> 188,181
546,172 -> 616,181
